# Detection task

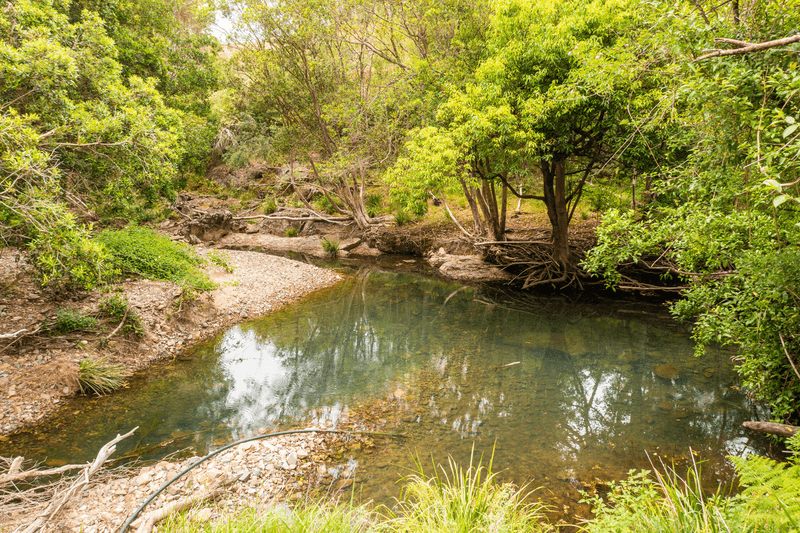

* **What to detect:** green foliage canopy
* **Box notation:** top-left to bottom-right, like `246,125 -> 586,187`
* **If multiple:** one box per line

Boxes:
584,0 -> 800,422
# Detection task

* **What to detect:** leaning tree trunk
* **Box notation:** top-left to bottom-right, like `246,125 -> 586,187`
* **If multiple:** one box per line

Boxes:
458,176 -> 486,236
542,159 -> 571,270
337,175 -> 371,229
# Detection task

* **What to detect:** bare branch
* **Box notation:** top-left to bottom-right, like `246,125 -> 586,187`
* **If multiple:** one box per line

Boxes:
779,332 -> 800,382
695,34 -> 800,61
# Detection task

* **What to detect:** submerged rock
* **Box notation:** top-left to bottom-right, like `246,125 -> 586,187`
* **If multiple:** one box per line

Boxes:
654,363 -> 680,380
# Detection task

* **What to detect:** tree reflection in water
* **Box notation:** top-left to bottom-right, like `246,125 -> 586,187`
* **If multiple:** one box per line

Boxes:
0,269 -> 770,500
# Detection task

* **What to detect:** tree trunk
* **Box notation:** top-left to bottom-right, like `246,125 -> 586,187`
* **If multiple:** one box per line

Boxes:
458,176 -> 485,236
499,176 -> 508,236
337,175 -> 370,229
478,179 -> 500,241
542,158 -> 571,269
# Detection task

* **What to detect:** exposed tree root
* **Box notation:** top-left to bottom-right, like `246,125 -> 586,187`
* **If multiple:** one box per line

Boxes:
478,227 -> 691,293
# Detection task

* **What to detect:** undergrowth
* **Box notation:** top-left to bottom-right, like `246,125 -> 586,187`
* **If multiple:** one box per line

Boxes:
208,250 -> 235,273
99,294 -> 144,337
43,308 -> 97,335
97,226 -> 216,291
581,453 -> 800,533
161,450 -> 551,533
156,450 -> 800,533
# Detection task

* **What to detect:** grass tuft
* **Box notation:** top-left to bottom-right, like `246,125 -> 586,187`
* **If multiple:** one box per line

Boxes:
78,356 -> 126,395
394,210 -> 412,226
286,227 -> 298,237
366,193 -> 383,218
322,238 -> 339,257
383,449 -> 551,533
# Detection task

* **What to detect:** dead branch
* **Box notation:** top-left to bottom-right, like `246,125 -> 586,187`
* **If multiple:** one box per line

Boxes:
106,305 -> 130,340
231,214 -> 351,225
0,329 -> 27,339
779,333 -> 800,382
475,240 -> 552,246
0,324 -> 43,354
437,193 -> 475,240
742,420 -> 799,437
20,427 -> 138,533
131,474 -> 236,533
695,34 -> 800,61
0,460 -> 87,488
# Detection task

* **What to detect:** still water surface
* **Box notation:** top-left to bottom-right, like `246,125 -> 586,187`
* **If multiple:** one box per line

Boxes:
1,269 -> 769,516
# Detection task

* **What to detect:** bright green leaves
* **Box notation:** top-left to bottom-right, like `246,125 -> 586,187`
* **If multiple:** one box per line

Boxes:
784,116 -> 798,139
387,126 -> 465,213
585,0 -> 800,423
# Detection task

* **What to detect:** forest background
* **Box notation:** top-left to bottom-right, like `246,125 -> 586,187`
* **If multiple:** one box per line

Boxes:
1,0 -> 799,448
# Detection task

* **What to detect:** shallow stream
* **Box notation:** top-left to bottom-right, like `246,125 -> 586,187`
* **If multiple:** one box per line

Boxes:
0,266 -> 771,520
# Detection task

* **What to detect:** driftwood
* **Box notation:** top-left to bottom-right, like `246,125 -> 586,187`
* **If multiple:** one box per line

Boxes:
131,474 -> 236,533
0,329 -> 27,339
695,34 -> 800,61
0,459 -> 87,488
742,421 -> 799,437
495,361 -> 521,371
19,427 -> 138,533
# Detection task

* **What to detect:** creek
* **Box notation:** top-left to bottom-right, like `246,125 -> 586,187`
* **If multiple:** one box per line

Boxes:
0,263 -> 771,519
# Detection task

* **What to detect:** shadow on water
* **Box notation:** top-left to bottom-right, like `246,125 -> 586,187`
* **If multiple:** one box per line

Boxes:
0,267 -> 773,521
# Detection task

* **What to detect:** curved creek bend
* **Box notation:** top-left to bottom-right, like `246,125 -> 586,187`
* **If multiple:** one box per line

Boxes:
1,266 -> 771,519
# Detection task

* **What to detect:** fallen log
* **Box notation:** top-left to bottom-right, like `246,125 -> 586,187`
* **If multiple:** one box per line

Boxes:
742,421 -> 799,437
231,213 -> 351,225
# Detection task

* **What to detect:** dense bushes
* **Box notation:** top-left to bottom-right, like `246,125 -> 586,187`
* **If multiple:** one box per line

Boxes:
1,0 -> 219,261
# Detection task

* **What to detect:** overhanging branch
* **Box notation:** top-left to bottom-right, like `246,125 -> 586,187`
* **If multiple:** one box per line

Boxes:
695,34 -> 800,61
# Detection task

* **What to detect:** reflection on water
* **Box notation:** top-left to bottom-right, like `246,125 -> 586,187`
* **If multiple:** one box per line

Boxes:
0,270 -> 770,516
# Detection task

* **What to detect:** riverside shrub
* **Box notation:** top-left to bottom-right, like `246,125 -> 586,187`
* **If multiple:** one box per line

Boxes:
96,226 -> 216,291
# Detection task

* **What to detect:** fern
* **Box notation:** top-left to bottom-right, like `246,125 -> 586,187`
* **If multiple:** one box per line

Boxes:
731,455 -> 800,530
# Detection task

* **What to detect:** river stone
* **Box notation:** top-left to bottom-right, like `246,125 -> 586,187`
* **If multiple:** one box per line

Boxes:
134,472 -> 152,486
654,363 -> 679,380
